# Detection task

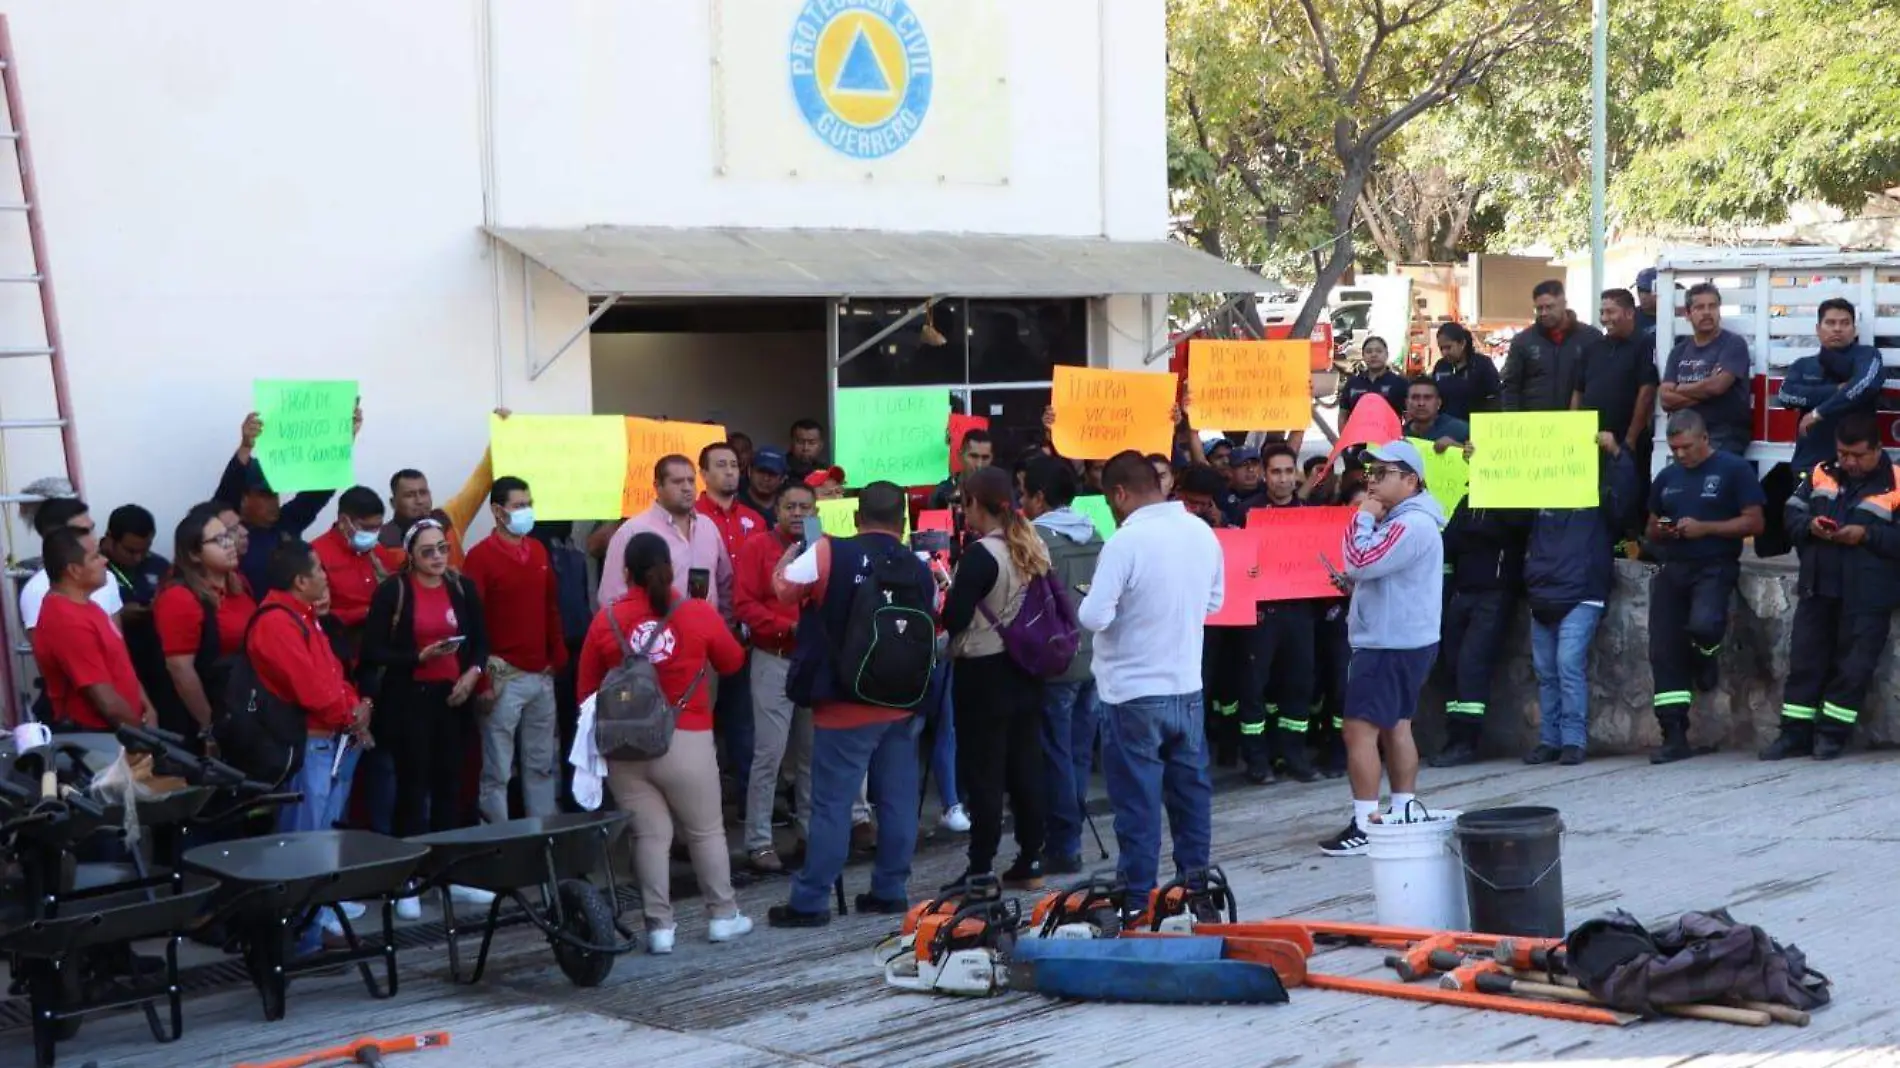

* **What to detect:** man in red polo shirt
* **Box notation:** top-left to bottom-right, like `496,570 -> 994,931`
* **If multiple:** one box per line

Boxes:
31,528 -> 154,731
695,441 -> 767,560
735,481 -> 813,873
310,486 -> 402,665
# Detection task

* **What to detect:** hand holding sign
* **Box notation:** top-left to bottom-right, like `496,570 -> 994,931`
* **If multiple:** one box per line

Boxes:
1050,367 -> 1176,460
1468,412 -> 1598,509
251,380 -> 359,493
1248,507 -> 1353,600
1207,527 -> 1264,626
623,418 -> 728,516
835,388 -> 951,486
492,414 -> 628,521
1188,340 -> 1309,431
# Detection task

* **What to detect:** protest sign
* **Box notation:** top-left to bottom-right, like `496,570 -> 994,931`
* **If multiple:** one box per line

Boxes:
1468,412 -> 1598,509
1072,495 -> 1118,541
622,418 -> 728,516
1319,394 -> 1403,470
491,414 -> 628,521
947,414 -> 990,474
1407,437 -> 1470,516
1050,367 -> 1175,460
251,380 -> 357,493
1187,339 -> 1310,431
1248,506 -> 1352,601
915,508 -> 954,570
815,496 -> 908,541
1207,527 -> 1263,626
834,388 -> 951,486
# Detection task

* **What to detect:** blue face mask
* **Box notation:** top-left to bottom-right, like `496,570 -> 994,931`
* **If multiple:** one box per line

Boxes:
505,507 -> 535,537
349,529 -> 378,553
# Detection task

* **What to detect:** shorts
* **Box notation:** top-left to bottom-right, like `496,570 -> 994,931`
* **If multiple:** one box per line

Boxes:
1344,645 -> 1439,730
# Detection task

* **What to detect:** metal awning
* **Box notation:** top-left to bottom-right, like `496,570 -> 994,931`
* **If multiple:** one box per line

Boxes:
486,224 -> 1281,299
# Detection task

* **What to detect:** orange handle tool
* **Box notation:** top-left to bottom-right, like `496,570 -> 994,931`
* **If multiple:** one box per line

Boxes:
237,1032 -> 451,1068
1304,972 -> 1638,1026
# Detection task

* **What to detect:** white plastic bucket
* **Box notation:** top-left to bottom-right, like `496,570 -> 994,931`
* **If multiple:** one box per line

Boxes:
1365,807 -> 1467,931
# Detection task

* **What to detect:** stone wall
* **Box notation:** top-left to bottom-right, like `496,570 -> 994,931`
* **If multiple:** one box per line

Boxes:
1418,557 -> 1900,757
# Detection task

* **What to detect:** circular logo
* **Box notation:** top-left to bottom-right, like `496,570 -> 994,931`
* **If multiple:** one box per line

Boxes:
789,0 -> 933,160
630,621 -> 677,663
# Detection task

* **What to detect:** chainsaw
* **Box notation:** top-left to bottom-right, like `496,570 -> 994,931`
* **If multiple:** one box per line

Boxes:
1027,871 -> 1130,940
872,874 -> 1007,969
1134,866 -> 1239,933
883,882 -> 1021,997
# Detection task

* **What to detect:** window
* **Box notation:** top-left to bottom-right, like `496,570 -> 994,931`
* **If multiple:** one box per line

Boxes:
836,300 -> 966,388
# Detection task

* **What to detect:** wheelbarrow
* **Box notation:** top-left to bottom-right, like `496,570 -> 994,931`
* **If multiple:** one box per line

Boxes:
0,873 -> 220,1068
183,830 -> 427,1021
407,812 -> 635,988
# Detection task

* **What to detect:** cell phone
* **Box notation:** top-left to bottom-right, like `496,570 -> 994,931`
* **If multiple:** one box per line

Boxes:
1658,516 -> 1677,527
1318,552 -> 1347,583
438,635 -> 468,649
910,530 -> 952,555
688,567 -> 711,600
800,515 -> 823,549
1816,517 -> 1840,532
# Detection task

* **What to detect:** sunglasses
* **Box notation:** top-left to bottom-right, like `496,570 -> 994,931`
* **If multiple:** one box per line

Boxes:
414,543 -> 451,560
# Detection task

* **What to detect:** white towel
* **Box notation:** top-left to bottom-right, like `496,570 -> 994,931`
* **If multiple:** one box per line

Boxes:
567,693 -> 607,811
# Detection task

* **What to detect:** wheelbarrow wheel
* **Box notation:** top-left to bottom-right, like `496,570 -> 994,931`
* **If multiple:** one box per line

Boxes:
552,880 -> 617,988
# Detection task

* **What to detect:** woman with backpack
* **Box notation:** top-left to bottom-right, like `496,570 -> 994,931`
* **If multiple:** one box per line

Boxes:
154,502 -> 258,748
941,465 -> 1054,891
578,531 -> 751,954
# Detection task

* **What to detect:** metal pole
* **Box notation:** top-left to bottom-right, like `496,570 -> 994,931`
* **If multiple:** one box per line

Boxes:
1589,0 -> 1608,324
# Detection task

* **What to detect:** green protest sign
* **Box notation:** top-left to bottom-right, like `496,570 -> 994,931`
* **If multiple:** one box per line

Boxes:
1407,437 -> 1470,518
1468,412 -> 1598,509
833,388 -> 951,487
252,380 -> 357,493
1073,495 -> 1118,540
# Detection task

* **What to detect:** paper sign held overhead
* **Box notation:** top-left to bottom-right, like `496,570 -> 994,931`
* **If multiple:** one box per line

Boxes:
1187,340 -> 1310,431
623,418 -> 729,517
251,380 -> 358,493
1050,367 -> 1176,460
1248,507 -> 1352,601
491,415 -> 628,522
834,388 -> 951,487
1468,412 -> 1599,509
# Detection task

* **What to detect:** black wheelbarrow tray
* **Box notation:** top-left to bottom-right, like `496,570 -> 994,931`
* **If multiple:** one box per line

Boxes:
0,872 -> 219,1068
183,829 -> 427,1021
407,811 -> 635,988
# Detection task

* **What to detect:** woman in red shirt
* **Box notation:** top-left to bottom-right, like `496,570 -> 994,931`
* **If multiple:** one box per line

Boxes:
579,532 -> 749,954
153,502 -> 258,747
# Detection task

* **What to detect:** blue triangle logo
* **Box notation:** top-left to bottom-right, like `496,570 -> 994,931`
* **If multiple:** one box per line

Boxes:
832,26 -> 892,95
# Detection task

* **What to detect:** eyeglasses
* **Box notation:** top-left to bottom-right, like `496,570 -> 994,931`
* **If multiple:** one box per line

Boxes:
1365,464 -> 1404,481
414,543 -> 450,559
201,532 -> 236,548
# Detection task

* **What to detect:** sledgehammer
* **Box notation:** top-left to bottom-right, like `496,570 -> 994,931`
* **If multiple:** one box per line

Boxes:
1384,933 -> 1464,981
1473,973 -> 1771,1026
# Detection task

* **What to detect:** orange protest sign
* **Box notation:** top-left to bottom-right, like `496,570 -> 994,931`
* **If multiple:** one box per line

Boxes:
1207,527 -> 1264,626
622,417 -> 729,517
1187,339 -> 1310,431
1248,506 -> 1353,601
1050,367 -> 1176,460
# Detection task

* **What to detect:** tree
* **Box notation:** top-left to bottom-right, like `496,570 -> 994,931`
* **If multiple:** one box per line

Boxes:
1168,0 -> 1573,338
1358,128 -> 1486,263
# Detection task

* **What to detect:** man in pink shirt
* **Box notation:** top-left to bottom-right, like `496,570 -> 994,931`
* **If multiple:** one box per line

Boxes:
598,455 -> 734,620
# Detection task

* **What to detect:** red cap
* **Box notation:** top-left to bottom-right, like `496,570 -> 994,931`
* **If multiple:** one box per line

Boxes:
804,465 -> 845,488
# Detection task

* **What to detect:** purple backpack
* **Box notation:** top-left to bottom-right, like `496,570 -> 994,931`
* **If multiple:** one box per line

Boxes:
979,570 -> 1081,678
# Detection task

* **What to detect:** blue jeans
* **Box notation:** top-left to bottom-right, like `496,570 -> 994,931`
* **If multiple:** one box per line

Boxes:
928,665 -> 959,810
716,663 -> 755,793
277,734 -> 362,955
356,745 -> 397,835
788,716 -> 921,914
1042,680 -> 1100,859
1101,692 -> 1212,901
1531,604 -> 1604,749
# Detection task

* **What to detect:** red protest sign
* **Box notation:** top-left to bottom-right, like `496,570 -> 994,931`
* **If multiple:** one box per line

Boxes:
1248,506 -> 1353,601
948,415 -> 990,473
1207,527 -> 1265,626
1321,395 -> 1403,469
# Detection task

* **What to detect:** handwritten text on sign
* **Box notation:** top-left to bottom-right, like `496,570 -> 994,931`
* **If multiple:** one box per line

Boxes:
1050,367 -> 1176,460
251,380 -> 357,493
1468,411 -> 1599,509
834,388 -> 951,487
491,414 -> 628,522
1407,438 -> 1470,517
623,418 -> 729,517
1247,507 -> 1352,601
1187,340 -> 1310,431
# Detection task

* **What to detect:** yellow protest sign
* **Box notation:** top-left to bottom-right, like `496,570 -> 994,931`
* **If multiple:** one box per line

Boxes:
1407,437 -> 1470,518
815,496 -> 908,540
490,415 -> 627,521
623,418 -> 729,517
1187,340 -> 1309,431
1050,367 -> 1176,460
1467,412 -> 1599,509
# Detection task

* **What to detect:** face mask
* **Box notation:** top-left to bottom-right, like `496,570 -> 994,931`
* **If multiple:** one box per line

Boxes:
349,529 -> 378,553
505,507 -> 536,537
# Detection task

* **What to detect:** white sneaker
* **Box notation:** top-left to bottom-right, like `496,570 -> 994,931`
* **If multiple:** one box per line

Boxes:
647,926 -> 676,955
394,896 -> 422,921
707,913 -> 753,943
448,885 -> 496,907
939,804 -> 972,833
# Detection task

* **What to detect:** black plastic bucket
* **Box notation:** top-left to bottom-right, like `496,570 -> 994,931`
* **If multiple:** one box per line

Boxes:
1455,806 -> 1565,937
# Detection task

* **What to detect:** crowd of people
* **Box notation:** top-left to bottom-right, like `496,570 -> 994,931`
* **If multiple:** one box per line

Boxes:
15,271 -> 1890,949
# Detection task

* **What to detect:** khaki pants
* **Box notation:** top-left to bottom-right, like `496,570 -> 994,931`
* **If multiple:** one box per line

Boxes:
605,729 -> 737,930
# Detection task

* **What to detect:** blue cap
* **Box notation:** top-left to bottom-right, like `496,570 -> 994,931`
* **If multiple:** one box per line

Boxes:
1635,267 -> 1658,293
1364,440 -> 1427,485
1230,446 -> 1262,465
751,447 -> 788,475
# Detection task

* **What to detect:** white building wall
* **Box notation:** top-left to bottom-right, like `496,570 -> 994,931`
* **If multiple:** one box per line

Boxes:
0,0 -> 1170,546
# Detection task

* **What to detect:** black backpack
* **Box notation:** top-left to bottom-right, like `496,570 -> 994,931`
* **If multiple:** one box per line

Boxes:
215,605 -> 310,784
832,549 -> 937,710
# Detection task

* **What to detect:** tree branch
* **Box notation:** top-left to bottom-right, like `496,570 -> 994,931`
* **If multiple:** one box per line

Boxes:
1295,0 -> 1342,91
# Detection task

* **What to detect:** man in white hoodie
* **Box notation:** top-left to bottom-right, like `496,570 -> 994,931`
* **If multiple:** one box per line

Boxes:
1320,440 -> 1446,857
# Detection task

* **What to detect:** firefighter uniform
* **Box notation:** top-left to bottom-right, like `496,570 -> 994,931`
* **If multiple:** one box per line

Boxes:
1431,501 -> 1522,767
1241,601 -> 1318,783
1647,449 -> 1766,763
1761,454 -> 1900,761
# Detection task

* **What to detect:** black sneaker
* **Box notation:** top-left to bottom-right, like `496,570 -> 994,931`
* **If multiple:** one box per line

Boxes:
1813,733 -> 1847,762
1317,822 -> 1369,857
853,893 -> 909,915
1244,762 -> 1276,786
1001,856 -> 1044,891
767,904 -> 831,929
1558,746 -> 1585,766
1758,729 -> 1812,762
1430,739 -> 1481,768
1523,744 -> 1561,765
1042,852 -> 1084,877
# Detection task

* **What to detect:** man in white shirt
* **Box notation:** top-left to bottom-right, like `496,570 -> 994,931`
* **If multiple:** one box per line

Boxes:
19,498 -> 122,633
1077,450 -> 1224,907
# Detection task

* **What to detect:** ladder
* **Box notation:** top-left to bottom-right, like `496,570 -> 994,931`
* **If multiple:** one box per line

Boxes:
0,14 -> 84,726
